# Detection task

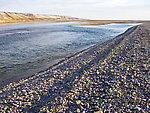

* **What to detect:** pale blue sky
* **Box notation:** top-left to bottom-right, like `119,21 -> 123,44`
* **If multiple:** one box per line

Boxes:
0,0 -> 150,20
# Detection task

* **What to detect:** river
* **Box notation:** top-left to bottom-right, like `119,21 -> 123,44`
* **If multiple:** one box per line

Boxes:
0,21 -> 138,87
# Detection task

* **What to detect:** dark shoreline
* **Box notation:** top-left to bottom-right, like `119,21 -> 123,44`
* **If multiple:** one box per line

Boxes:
0,23 -> 149,112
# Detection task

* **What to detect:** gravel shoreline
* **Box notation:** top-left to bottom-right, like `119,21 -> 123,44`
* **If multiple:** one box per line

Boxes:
0,23 -> 149,112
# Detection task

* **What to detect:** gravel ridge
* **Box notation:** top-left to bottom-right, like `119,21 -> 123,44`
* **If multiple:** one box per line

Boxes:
0,23 -> 149,112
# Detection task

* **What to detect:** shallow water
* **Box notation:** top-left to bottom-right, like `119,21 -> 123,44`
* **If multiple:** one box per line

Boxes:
0,21 -> 138,86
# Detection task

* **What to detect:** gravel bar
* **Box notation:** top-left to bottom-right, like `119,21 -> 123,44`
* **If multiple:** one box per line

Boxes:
0,23 -> 150,112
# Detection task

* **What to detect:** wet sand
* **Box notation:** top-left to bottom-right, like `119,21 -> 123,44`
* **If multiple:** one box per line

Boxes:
0,23 -> 149,112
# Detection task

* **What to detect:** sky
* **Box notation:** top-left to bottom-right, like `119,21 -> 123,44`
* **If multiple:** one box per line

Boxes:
0,0 -> 150,20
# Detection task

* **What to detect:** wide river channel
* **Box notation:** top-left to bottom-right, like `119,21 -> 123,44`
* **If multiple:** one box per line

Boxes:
0,21 -> 138,87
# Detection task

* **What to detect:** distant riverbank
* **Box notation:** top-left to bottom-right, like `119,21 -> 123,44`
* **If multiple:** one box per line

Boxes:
0,11 -> 82,25
71,20 -> 146,26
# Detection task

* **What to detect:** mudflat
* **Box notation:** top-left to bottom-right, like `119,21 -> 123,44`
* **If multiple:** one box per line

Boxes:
0,23 -> 149,112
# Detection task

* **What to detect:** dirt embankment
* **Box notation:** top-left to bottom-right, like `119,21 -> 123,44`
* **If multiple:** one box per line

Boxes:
0,12 -> 81,24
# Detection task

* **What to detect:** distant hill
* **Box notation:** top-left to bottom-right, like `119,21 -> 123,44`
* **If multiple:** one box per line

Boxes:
0,12 -> 81,24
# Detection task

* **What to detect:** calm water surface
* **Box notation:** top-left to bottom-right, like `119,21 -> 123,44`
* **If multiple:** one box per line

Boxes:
0,21 -> 138,87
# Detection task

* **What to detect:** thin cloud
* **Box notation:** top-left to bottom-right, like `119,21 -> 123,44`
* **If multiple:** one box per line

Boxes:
0,0 -> 150,20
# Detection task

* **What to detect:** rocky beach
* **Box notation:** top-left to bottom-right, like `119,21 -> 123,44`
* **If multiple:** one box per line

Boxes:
0,22 -> 149,112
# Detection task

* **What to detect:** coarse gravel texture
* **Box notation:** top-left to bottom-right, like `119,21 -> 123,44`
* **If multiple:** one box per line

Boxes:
0,23 -> 150,113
